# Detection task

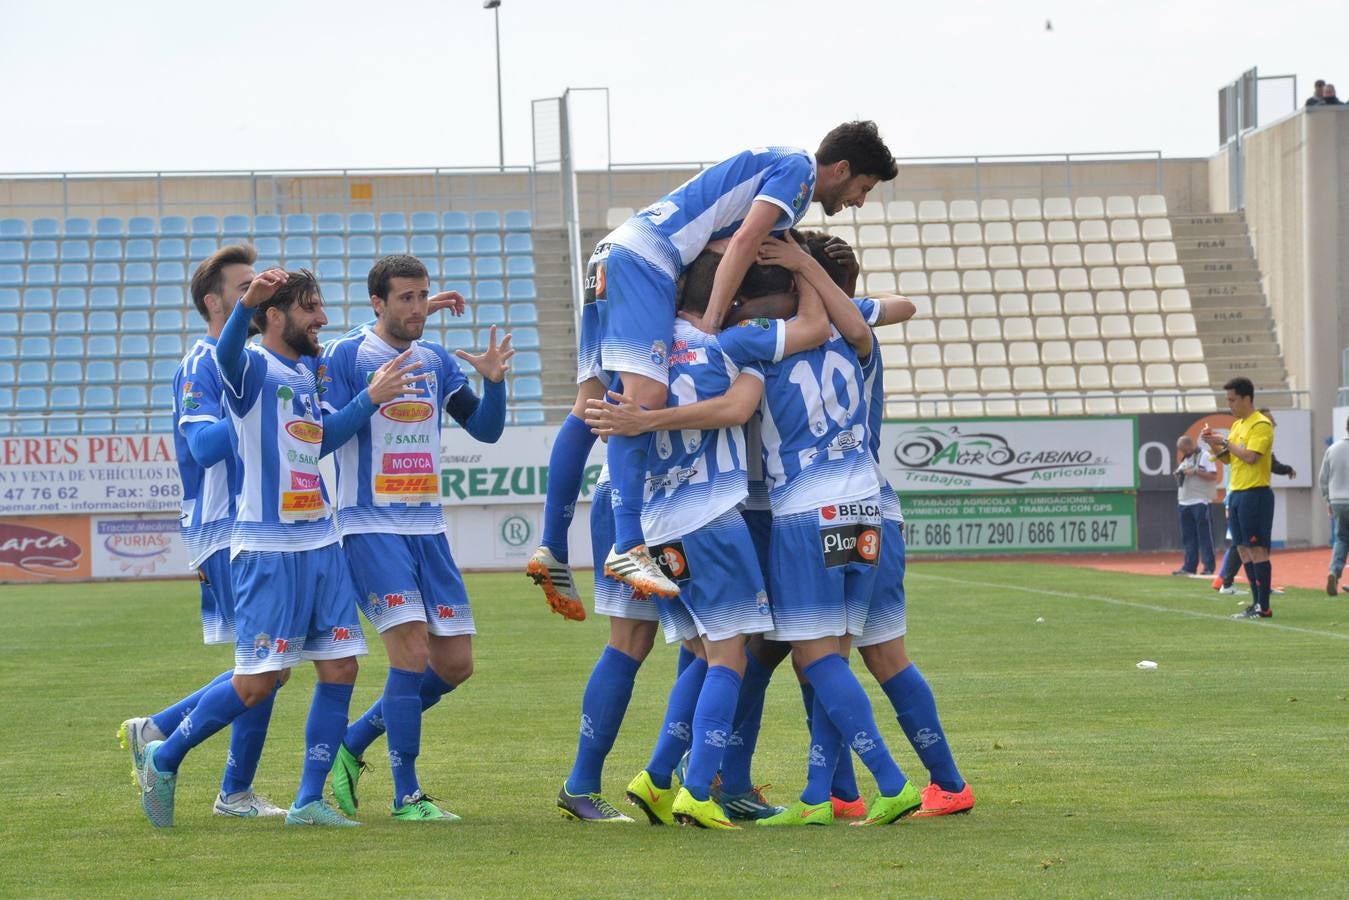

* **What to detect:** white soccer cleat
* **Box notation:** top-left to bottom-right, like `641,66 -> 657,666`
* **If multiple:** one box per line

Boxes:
526,546 -> 587,621
604,544 -> 680,598
118,716 -> 167,789
214,790 -> 288,817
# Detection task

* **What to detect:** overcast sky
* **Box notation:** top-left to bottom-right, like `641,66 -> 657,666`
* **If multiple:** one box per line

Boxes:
1,0 -> 1345,174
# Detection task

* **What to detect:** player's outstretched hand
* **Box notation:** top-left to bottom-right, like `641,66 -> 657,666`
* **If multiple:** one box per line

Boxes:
822,236 -> 860,281
756,233 -> 811,271
583,391 -> 649,437
240,268 -> 288,308
366,348 -> 427,405
428,290 -> 466,318
455,324 -> 514,383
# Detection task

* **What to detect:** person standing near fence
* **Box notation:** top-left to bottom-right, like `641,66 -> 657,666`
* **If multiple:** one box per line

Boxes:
1172,435 -> 1218,576
1318,415 -> 1349,596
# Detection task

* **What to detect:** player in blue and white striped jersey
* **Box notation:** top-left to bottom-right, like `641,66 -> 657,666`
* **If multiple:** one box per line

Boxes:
531,122 -> 899,622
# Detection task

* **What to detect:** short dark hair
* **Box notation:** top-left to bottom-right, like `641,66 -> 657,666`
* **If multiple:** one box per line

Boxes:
1316,79 -> 1326,88
817,120 -> 898,182
677,250 -> 795,315
1223,376 -> 1255,400
798,230 -> 850,289
367,254 -> 430,300
190,244 -> 257,321
253,269 -> 321,332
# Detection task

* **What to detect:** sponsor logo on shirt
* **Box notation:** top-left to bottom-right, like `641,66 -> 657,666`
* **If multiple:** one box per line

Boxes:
382,452 -> 434,475
384,592 -> 408,608
668,339 -> 707,366
436,604 -> 456,619
653,541 -> 692,584
738,318 -> 771,330
791,181 -> 810,211
181,380 -> 201,411
380,400 -> 434,423
291,471 -> 321,491
285,420 -> 323,444
331,626 -> 352,641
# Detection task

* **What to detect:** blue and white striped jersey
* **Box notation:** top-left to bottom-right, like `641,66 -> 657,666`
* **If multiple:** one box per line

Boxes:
318,327 -> 468,537
608,147 -> 816,281
640,317 -> 785,543
852,298 -> 902,523
173,337 -> 239,568
759,326 -> 878,516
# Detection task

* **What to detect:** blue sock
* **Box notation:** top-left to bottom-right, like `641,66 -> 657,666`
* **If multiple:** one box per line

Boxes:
419,667 -> 457,710
881,665 -> 964,792
220,684 -> 277,795
802,694 -> 845,805
151,669 -> 233,736
381,667 -> 424,805
804,654 -> 905,796
646,657 -> 707,789
1254,560 -> 1272,610
676,645 -> 696,676
800,681 -> 860,802
542,414 -> 596,562
607,433 -> 651,553
154,678 -> 249,774
683,665 -> 741,801
565,646 -> 642,795
296,682 -> 354,806
343,667 -> 457,758
719,650 -> 774,795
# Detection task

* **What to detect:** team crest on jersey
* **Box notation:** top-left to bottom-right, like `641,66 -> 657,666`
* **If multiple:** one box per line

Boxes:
423,371 -> 437,396
181,381 -> 201,411
791,181 -> 810,211
316,364 -> 330,396
253,633 -> 271,660
738,318 -> 771,330
649,340 -> 667,366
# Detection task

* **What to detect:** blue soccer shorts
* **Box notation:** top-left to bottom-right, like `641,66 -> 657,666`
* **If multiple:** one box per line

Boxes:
576,242 -> 676,387
854,517 -> 907,648
650,509 -> 773,644
740,506 -> 773,584
230,542 -> 368,674
197,546 -> 237,646
345,531 -> 475,638
591,481 -> 659,622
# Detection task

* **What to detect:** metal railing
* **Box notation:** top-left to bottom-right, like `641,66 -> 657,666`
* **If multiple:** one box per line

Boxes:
890,387 -> 1310,419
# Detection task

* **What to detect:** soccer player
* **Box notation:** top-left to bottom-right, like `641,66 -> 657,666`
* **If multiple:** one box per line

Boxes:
1202,378 -> 1277,619
120,244 -> 286,818
135,268 -> 419,828
528,122 -> 898,619
320,255 -> 510,821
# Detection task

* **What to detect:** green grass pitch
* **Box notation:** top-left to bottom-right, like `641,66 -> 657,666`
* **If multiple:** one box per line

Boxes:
2,561 -> 1347,897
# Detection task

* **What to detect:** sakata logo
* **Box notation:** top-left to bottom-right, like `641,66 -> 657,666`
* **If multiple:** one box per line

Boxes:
666,720 -> 691,742
307,743 -> 332,763
704,729 -> 729,749
851,731 -> 877,755
579,714 -> 595,739
809,744 -> 827,768
912,727 -> 943,749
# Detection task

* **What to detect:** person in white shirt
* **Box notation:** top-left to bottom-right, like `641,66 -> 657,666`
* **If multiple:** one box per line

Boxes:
1174,435 -> 1218,576
1318,416 -> 1349,595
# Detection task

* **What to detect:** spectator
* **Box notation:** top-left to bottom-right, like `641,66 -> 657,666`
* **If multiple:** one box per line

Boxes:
1322,83 -> 1343,105
1318,415 -> 1349,595
1173,435 -> 1218,576
1306,80 -> 1325,107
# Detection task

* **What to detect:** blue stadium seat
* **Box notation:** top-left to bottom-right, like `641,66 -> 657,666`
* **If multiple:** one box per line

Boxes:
189,237 -> 217,259
23,288 -> 53,309
153,334 -> 184,357
222,215 -> 251,239
0,265 -> 19,287
13,419 -> 46,435
348,213 -> 376,235
28,240 -> 58,262
512,351 -> 541,375
95,217 -> 123,237
508,303 -> 538,325
152,359 -> 177,381
504,210 -> 532,232
409,235 -> 438,257
91,263 -> 121,286
157,238 -> 186,259
475,280 -> 504,302
444,329 -> 474,351
507,279 -> 536,301
128,216 -> 156,236
85,386 -> 115,410
0,337 -> 15,359
52,360 -> 82,385
46,417 -> 80,436
120,334 -> 149,357
325,307 -> 348,330
379,212 -> 406,233
187,256 -> 206,274
86,336 -> 115,359
125,239 -> 154,261
255,259 -> 279,272
317,280 -> 343,304
473,211 -> 501,232
285,214 -> 313,234
348,235 -> 376,256
284,236 -> 314,259
506,256 -> 534,277
254,236 -> 281,258
0,288 -> 16,310
87,360 -> 116,383
410,212 -> 438,234
32,219 -> 59,238
475,257 -> 503,278
58,264 -> 88,285
514,404 -> 545,425
20,336 -> 50,359
473,234 -> 502,255
343,282 -> 366,305
347,259 -> 373,280
316,236 -> 344,258
51,386 -> 80,412
317,258 -> 345,280
93,240 -> 122,261
155,261 -> 186,284
191,215 -> 220,236
442,234 -> 470,257
147,414 -> 172,432
513,376 -> 543,402
0,312 -> 15,333
54,311 -> 83,333
504,233 -> 533,254
0,242 -> 21,262
117,384 -> 149,409
0,361 -> 11,381
89,286 -> 118,309
421,258 -> 441,278
159,216 -> 188,237
378,235 -> 408,255
154,285 -> 185,307
316,213 -> 344,235
16,386 -> 46,411
119,359 -> 150,382
442,211 -> 470,233
22,311 -> 51,333
56,287 -> 86,308
442,280 -> 472,299
122,286 -> 152,309
124,262 -> 153,285
512,326 -> 539,350
443,258 -> 472,279
80,416 -> 112,433
474,303 -> 506,325
254,215 -> 282,236
64,218 -> 93,237
121,310 -> 150,333
88,310 -> 118,333
60,240 -> 90,262
151,384 -> 173,409
18,361 -> 48,384
1,219 -> 25,238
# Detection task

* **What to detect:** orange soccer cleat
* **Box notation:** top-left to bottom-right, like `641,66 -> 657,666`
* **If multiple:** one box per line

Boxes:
911,782 -> 975,817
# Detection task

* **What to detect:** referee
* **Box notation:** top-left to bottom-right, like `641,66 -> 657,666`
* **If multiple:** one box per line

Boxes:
1202,377 -> 1276,619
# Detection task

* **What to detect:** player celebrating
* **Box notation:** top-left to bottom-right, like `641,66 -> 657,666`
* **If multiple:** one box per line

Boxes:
529,122 -> 898,619
320,255 -> 510,822
135,269 -> 418,828
120,244 -> 286,818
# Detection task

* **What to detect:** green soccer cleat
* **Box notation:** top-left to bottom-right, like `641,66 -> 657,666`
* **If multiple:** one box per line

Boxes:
625,769 -> 679,825
285,798 -> 361,827
756,798 -> 834,826
138,740 -> 177,828
672,787 -> 739,830
119,716 -> 166,789
392,792 -> 461,822
330,744 -> 366,817
852,781 -> 923,826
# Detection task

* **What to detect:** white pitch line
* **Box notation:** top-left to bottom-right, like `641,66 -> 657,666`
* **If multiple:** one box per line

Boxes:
908,570 -> 1349,642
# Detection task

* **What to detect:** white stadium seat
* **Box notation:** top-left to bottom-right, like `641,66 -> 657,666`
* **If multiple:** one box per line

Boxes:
944,343 -> 975,366
1166,313 -> 1198,337
984,222 -> 1015,245
1185,390 -> 1218,413
1035,316 -> 1067,341
910,343 -> 942,367
1090,267 -> 1121,290
1067,315 -> 1100,340
1043,197 -> 1073,220
929,270 -> 960,293
985,393 -> 1018,415
994,270 -> 1025,292
886,399 -> 919,418
1160,288 -> 1191,311
888,369 -> 913,392
980,367 -> 1012,391
998,293 -> 1030,316
1095,290 -> 1127,314
1134,314 -> 1166,339
962,270 -> 992,292
1026,268 -> 1057,292
949,200 -> 980,222
908,295 -> 933,316
1139,338 -> 1171,363
1147,241 -> 1178,265
914,368 -> 946,392
967,293 -> 998,316
886,200 -> 917,223
1110,219 -> 1141,242
1063,291 -> 1094,315
1178,362 -> 1211,388
828,225 -> 858,245
1150,393 -> 1180,413
1142,218 -> 1172,240
1013,366 -> 1045,391
856,201 -> 886,225
1128,289 -> 1160,313
980,198 -> 1011,221
889,224 -> 920,247
921,223 -> 951,245
876,323 -> 905,346
1046,365 -> 1078,390
863,272 -> 897,294
1051,244 -> 1083,267
1074,196 -> 1105,219
1106,339 -> 1139,363
988,245 -> 1019,268
952,394 -> 985,416
918,200 -> 948,223
1100,315 -> 1132,339
976,342 -> 1007,365
798,204 -> 826,228
1112,364 -> 1144,390
1085,391 -> 1119,415
893,247 -> 924,271
828,209 -> 856,226
1083,243 -> 1114,266
1172,338 -> 1204,362
1078,219 -> 1109,242
898,271 -> 928,294
1138,194 -> 1168,217
1122,265 -> 1155,290
605,207 -> 634,228
1031,292 -> 1063,316
1046,220 -> 1077,244
1015,221 -> 1047,244
925,247 -> 955,270
1011,197 -> 1042,221
1079,365 -> 1112,390
934,294 -> 965,317
1041,340 -> 1072,365
1145,363 -> 1177,389
906,320 -> 937,343
957,247 -> 988,270
947,367 -> 979,392
1019,396 -> 1053,415
858,225 -> 889,248
861,248 -> 892,272
1074,340 -> 1106,364
1115,242 -> 1147,266
1007,340 -> 1039,364
952,222 -> 983,246
1154,265 -> 1185,289
1058,268 -> 1089,291
1020,245 -> 1051,268
970,318 -> 1002,343
1105,196 -> 1137,219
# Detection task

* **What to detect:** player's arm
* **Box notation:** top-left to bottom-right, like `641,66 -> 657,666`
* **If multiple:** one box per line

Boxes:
319,349 -> 425,454
759,235 -> 872,359
867,295 -> 917,325
182,419 -> 233,467
700,201 -> 785,332
216,268 -> 288,402
445,325 -> 513,443
584,371 -> 764,437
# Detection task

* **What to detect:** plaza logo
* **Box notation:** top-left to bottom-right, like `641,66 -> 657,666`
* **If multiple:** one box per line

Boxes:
888,422 -> 1124,490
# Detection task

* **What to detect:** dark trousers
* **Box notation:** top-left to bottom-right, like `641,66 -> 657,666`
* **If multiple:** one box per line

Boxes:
1178,503 -> 1215,573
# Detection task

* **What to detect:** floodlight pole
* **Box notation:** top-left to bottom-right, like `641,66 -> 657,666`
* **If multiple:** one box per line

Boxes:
484,0 -> 504,171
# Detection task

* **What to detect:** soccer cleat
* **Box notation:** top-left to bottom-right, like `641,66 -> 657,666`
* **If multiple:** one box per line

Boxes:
138,740 -> 177,828
393,791 -> 461,822
672,787 -> 739,830
911,782 -> 975,817
557,786 -> 634,822
1211,575 -> 1224,590
605,545 -> 680,598
285,798 -> 361,827
831,795 -> 868,819
852,781 -> 923,826
1217,585 -> 1242,596
756,799 -> 834,826
526,547 -> 586,622
213,790 -> 287,817
1328,573 -> 1340,597
330,744 -> 366,816
720,785 -> 785,821
1232,603 -> 1272,620
625,769 -> 679,825
119,716 -> 166,789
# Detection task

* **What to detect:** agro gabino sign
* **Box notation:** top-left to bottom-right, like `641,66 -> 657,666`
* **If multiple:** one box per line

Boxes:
879,418 -> 1137,493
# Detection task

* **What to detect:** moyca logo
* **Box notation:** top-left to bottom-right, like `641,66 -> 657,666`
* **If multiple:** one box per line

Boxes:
0,524 -> 82,573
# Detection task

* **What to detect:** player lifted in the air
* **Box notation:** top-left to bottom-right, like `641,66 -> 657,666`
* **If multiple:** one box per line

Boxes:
320,255 -> 510,822
528,122 -> 898,621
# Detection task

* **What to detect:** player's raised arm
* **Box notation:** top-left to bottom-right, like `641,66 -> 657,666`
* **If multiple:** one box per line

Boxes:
181,419 -> 233,468
759,234 -> 872,360
446,325 -> 513,443
216,267 -> 287,393
584,370 -> 764,436
699,201 -> 785,333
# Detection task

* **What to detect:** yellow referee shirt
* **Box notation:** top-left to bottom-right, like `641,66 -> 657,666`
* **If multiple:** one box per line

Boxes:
1227,411 -> 1274,491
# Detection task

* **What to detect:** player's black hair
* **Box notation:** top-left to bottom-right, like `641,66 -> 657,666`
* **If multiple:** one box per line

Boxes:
367,254 -> 430,301
253,268 -> 322,332
190,243 -> 257,322
1223,376 -> 1255,400
797,229 -> 850,290
677,250 -> 795,315
817,120 -> 898,182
